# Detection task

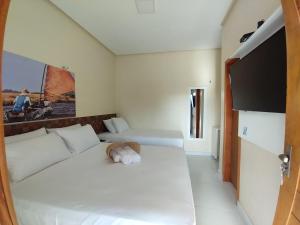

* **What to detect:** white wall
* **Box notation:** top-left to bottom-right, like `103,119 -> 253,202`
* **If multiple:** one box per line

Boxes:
116,50 -> 221,153
238,111 -> 285,155
4,0 -> 116,116
220,1 -> 282,225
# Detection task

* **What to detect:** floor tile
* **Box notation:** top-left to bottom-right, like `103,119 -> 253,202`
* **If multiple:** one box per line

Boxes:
187,156 -> 246,225
195,206 -> 246,225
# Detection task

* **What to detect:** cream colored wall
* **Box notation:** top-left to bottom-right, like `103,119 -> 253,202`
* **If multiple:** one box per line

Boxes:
220,0 -> 281,172
3,0 -> 283,222
220,1 -> 282,225
240,140 -> 281,225
116,50 -> 221,152
4,0 -> 116,116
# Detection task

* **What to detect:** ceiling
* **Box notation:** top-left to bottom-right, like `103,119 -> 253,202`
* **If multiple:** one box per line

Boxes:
50,0 -> 232,55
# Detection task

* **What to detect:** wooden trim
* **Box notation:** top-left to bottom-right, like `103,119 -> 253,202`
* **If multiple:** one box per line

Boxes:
222,58 -> 239,182
199,89 -> 203,138
288,214 -> 300,225
230,110 -> 240,195
0,1 -> 18,224
296,0 -> 300,12
236,137 -> 241,200
4,114 -> 116,136
296,0 -> 300,20
195,89 -> 200,138
273,0 -> 300,224
293,191 -> 300,221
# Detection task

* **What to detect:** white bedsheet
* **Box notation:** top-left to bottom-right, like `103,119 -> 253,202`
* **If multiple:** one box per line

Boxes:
12,143 -> 195,225
98,129 -> 184,148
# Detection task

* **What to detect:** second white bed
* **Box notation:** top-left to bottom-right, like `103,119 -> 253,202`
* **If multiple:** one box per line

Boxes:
12,143 -> 195,225
98,129 -> 184,148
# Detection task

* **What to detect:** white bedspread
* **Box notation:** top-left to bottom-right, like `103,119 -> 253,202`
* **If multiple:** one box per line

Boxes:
12,143 -> 195,225
98,129 -> 184,148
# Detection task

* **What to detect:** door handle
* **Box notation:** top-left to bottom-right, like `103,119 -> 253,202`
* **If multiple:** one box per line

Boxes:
278,145 -> 292,185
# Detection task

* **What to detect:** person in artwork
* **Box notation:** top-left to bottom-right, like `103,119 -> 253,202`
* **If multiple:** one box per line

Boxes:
12,88 -> 32,113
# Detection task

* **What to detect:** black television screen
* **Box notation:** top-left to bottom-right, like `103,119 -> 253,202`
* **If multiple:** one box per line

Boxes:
230,27 -> 287,113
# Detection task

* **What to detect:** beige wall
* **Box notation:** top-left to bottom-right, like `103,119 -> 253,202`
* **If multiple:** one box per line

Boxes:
4,0 -> 116,116
116,50 -> 221,152
239,140 -> 281,225
2,0 -> 221,154
220,0 -> 281,171
220,0 -> 281,225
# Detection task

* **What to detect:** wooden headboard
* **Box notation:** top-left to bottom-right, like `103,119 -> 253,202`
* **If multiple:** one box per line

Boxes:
4,114 -> 116,137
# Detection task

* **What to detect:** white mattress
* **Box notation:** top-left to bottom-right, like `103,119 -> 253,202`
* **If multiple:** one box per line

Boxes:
98,129 -> 184,148
12,143 -> 195,225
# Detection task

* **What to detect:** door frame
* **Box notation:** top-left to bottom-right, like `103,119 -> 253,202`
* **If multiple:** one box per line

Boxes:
0,1 -> 297,225
222,58 -> 240,188
0,1 -> 18,225
223,2 -> 300,224
273,0 -> 300,224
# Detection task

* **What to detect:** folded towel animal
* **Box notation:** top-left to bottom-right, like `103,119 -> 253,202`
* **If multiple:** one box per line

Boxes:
110,148 -> 121,163
110,147 -> 141,165
110,146 -> 141,165
106,142 -> 141,165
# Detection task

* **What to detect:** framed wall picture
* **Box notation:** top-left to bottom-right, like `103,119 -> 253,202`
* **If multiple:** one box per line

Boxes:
2,51 -> 76,124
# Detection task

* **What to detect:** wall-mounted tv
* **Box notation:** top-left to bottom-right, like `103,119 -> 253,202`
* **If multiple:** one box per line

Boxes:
230,27 -> 287,113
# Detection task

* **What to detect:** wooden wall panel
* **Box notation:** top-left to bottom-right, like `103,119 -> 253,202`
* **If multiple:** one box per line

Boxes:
4,114 -> 116,136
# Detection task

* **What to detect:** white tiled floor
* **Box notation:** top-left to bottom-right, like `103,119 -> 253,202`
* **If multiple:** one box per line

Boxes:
187,156 -> 246,225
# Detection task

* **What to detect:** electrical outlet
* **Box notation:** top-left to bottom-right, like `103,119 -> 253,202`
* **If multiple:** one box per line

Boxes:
243,127 -> 248,136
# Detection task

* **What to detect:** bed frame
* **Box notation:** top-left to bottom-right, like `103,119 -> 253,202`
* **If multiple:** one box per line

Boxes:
4,114 -> 116,137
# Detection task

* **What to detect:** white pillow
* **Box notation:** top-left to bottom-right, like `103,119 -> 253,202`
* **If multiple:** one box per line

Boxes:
5,127 -> 47,144
103,119 -> 117,133
6,133 -> 71,182
112,118 -> 129,133
56,124 -> 100,154
46,124 -> 82,134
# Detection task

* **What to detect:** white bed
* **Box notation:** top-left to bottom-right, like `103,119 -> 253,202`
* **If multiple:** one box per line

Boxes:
98,129 -> 184,148
12,143 -> 195,225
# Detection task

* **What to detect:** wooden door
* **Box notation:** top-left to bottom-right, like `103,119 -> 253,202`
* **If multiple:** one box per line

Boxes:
273,0 -> 300,224
0,0 -> 18,224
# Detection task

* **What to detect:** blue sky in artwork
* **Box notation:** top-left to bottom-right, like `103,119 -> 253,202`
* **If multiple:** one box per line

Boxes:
2,51 -> 46,92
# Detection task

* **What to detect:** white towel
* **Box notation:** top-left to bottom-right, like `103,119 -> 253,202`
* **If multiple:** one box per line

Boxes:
123,146 -> 141,163
110,149 -> 121,163
112,146 -> 141,165
117,149 -> 132,165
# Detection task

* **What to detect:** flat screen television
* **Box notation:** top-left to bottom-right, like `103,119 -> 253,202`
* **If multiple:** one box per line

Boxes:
230,27 -> 287,113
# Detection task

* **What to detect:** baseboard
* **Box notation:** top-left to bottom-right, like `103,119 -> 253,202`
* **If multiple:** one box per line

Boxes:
185,151 -> 211,156
237,201 -> 253,225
